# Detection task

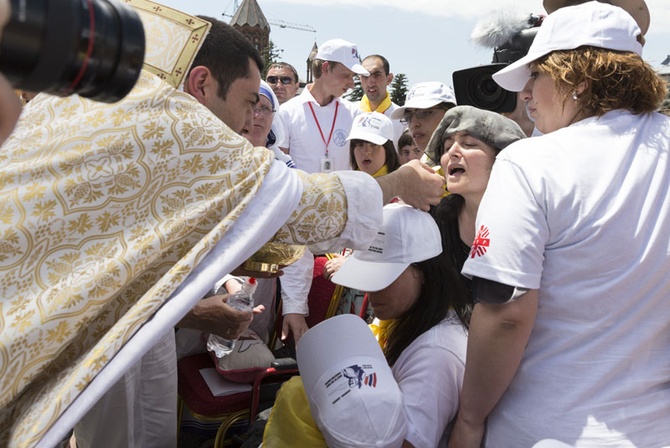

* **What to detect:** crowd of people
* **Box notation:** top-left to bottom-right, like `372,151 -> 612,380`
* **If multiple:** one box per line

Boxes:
1,0 -> 669,447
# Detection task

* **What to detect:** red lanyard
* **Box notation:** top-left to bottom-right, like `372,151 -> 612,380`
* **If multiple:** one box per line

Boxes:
308,101 -> 339,158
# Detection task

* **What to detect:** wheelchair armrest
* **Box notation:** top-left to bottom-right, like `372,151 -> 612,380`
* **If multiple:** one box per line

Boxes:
270,357 -> 297,371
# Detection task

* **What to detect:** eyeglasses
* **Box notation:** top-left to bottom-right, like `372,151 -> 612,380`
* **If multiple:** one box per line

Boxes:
253,105 -> 274,117
266,75 -> 294,85
400,108 -> 441,125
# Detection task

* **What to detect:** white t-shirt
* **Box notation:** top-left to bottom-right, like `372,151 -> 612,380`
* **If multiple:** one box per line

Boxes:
391,312 -> 467,448
463,110 -> 670,446
277,87 -> 359,173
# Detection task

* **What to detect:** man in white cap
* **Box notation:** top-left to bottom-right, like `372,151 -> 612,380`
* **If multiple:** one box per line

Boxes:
390,81 -> 457,156
275,38 -> 370,349
277,38 -> 369,174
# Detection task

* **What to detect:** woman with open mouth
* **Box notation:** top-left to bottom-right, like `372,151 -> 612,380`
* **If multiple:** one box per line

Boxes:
426,105 -> 526,293
347,111 -> 400,177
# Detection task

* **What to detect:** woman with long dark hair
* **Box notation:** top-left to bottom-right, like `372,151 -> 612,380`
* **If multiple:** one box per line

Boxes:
263,204 -> 469,447
426,105 -> 527,294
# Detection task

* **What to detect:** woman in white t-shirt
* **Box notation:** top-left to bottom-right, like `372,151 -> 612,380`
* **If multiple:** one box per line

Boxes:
262,204 -> 470,448
451,3 -> 670,447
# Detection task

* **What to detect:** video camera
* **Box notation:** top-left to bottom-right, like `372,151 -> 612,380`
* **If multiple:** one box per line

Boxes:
452,14 -> 542,113
0,0 -> 145,103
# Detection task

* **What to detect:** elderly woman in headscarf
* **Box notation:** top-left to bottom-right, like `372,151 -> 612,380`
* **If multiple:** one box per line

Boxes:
244,80 -> 295,168
450,2 -> 670,447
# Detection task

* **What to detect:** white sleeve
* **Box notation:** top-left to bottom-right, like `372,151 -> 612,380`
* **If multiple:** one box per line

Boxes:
276,107 -> 290,150
307,171 -> 383,254
279,247 -> 313,316
462,157 -> 548,289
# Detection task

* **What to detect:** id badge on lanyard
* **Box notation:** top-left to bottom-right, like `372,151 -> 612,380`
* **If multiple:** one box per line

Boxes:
309,101 -> 339,174
321,157 -> 333,173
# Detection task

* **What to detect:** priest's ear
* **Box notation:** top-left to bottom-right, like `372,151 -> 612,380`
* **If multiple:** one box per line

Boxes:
183,66 -> 217,104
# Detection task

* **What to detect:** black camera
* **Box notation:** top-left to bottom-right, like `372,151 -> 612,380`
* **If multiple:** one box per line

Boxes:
453,16 -> 541,113
0,0 -> 145,103
453,63 -> 516,113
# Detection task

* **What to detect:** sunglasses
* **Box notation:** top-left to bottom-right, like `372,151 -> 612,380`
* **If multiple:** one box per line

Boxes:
266,75 -> 294,85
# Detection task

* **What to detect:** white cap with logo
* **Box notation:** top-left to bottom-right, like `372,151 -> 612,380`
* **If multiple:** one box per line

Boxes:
331,203 -> 442,292
390,82 -> 457,119
315,38 -> 370,76
493,1 -> 644,92
297,313 -> 407,448
346,112 -> 394,145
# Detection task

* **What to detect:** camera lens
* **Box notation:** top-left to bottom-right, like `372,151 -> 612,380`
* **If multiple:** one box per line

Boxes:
452,64 -> 516,113
0,0 -> 145,103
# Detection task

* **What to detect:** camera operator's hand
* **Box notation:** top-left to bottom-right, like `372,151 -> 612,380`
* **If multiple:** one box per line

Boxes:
0,73 -> 21,145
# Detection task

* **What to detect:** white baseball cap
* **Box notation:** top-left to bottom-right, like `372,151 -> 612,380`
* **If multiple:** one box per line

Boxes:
543,0 -> 650,35
390,81 -> 457,119
297,314 -> 407,448
493,1 -> 643,92
346,112 -> 394,145
331,203 -> 442,292
315,38 -> 369,76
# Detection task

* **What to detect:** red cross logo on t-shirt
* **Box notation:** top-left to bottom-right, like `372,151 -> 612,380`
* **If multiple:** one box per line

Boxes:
470,225 -> 490,258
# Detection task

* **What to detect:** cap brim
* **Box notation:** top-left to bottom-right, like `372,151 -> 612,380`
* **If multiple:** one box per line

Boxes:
349,63 -> 370,76
543,0 -> 650,34
492,49 -> 550,92
390,107 -> 406,120
346,131 -> 388,145
390,99 -> 443,120
331,257 -> 408,292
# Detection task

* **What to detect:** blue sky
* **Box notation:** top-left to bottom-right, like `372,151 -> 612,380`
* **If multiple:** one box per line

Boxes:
157,0 -> 670,89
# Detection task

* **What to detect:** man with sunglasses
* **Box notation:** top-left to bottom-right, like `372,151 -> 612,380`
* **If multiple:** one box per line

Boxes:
266,62 -> 300,105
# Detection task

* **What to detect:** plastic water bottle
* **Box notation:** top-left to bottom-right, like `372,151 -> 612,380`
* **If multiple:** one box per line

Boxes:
207,277 -> 257,358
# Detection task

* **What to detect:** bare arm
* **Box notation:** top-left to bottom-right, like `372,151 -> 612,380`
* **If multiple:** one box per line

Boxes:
376,159 -> 445,211
449,289 -> 538,448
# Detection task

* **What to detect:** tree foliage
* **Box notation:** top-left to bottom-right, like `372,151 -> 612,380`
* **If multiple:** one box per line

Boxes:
261,40 -> 283,78
390,73 -> 410,106
345,76 -> 364,102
